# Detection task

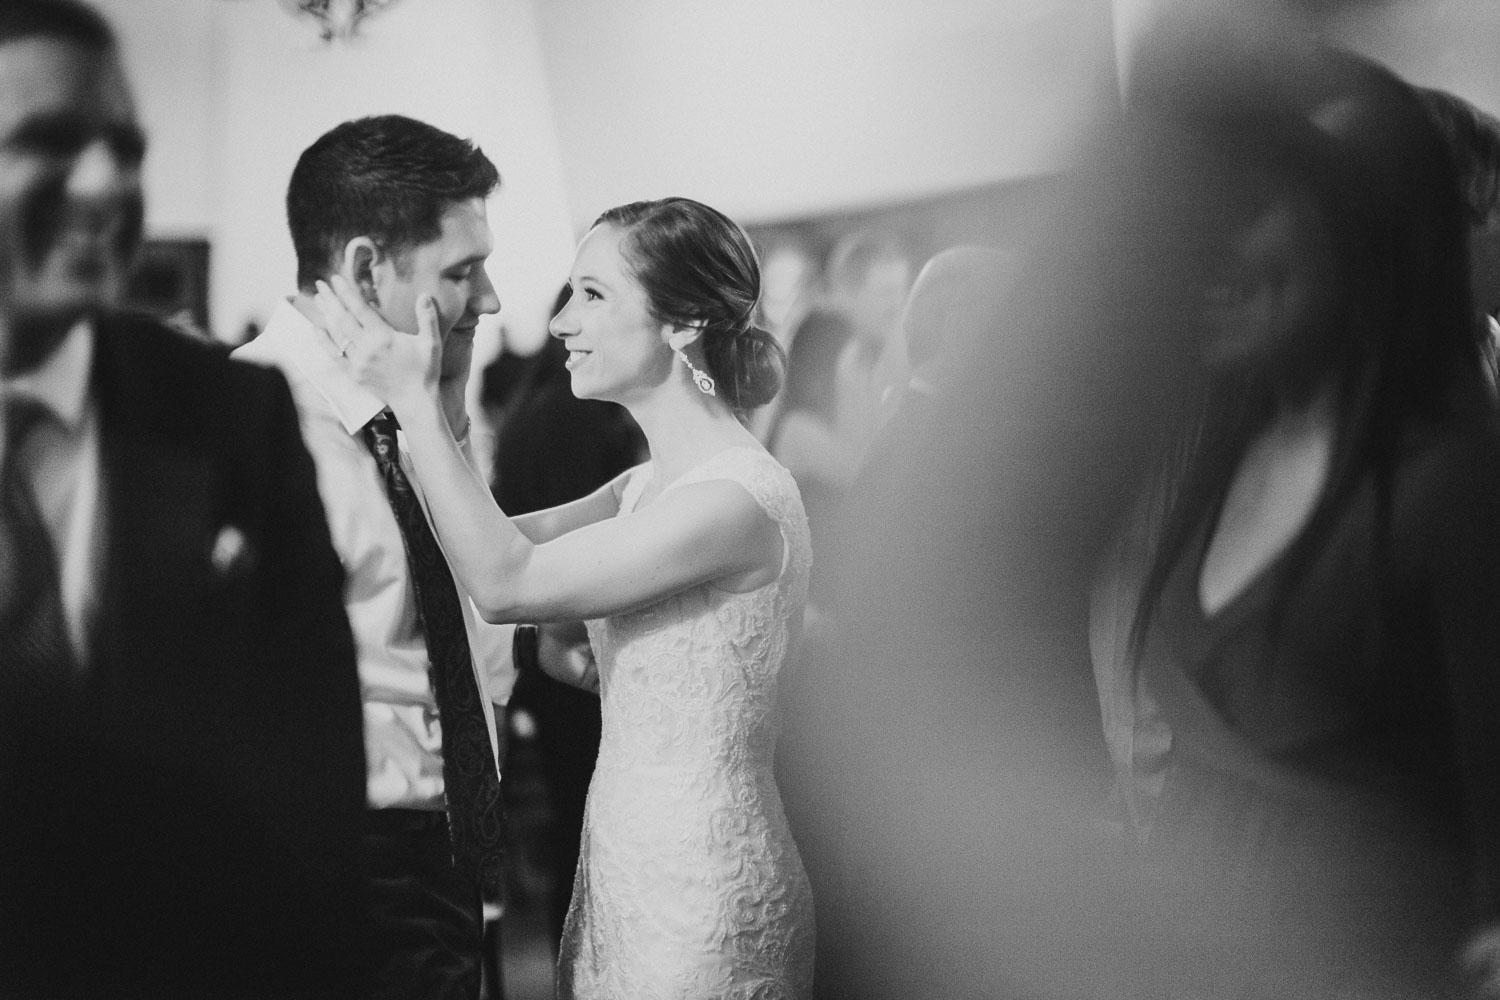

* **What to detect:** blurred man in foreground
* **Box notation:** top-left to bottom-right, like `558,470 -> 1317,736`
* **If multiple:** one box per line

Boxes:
0,2 -> 368,996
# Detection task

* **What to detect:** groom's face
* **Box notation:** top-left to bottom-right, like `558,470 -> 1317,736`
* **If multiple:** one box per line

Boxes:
367,196 -> 499,380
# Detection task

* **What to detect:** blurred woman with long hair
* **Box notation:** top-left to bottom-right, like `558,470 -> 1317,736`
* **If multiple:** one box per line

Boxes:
1095,48 -> 1500,997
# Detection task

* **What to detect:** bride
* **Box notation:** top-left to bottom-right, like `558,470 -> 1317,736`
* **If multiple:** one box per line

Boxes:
317,197 -> 816,999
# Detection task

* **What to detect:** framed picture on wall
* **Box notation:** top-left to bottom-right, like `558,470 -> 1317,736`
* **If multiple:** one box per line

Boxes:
125,237 -> 212,338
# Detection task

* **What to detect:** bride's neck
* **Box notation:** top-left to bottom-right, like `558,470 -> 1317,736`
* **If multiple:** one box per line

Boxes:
629,392 -> 754,482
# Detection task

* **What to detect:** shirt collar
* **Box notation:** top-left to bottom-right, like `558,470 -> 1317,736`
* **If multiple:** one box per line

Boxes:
3,317 -> 94,430
261,298 -> 386,436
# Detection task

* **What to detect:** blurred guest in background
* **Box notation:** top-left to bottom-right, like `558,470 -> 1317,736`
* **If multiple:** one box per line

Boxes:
760,235 -> 818,351
770,305 -> 871,611
235,114 -> 514,1000
749,236 -> 817,444
0,2 -> 368,997
478,338 -> 536,446
1094,42 -> 1500,998
780,98 -> 1203,1000
824,227 -> 913,413
488,285 -> 644,951
766,234 -> 913,610
876,244 -> 1016,432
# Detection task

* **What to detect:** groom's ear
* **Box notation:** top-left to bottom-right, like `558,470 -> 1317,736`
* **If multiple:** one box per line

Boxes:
339,237 -> 383,308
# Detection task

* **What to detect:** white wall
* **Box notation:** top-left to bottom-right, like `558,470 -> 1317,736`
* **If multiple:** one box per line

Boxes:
97,0 -> 576,356
532,0 -> 1119,229
92,0 -> 218,238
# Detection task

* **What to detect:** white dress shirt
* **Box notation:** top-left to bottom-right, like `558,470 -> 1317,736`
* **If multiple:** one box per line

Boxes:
2,318 -> 104,664
234,300 -> 514,811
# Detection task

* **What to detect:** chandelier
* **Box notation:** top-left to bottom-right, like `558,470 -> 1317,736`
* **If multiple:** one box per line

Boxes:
277,0 -> 403,42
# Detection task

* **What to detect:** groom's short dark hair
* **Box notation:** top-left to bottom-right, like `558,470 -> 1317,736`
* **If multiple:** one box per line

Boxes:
287,114 -> 500,290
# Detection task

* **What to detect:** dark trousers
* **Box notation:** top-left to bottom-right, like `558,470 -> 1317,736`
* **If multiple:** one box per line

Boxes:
363,809 -> 487,1000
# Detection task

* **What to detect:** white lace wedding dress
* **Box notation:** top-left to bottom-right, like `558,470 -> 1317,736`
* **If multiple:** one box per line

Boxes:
557,446 -> 816,1000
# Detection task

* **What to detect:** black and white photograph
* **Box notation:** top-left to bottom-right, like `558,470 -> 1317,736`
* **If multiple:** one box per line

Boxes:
1,0 -> 1498,997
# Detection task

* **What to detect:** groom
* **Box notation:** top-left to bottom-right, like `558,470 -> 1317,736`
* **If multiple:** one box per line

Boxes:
234,115 -> 515,1000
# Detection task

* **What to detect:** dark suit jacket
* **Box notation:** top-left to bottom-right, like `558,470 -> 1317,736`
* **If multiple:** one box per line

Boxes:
0,313 -> 368,999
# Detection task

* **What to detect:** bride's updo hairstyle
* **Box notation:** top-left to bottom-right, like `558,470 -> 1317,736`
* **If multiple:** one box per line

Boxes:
596,198 -> 786,411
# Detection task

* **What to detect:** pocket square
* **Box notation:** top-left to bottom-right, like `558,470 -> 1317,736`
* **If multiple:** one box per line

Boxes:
209,524 -> 256,579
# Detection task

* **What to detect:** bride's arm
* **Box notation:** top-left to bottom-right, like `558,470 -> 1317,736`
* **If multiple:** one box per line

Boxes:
510,468 -> 636,544
401,400 -> 777,623
318,278 -> 781,624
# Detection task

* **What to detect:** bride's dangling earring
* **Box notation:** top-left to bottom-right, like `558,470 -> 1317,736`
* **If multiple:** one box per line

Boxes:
676,349 -> 716,396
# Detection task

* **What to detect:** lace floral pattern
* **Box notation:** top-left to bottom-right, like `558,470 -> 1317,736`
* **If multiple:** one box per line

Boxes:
558,446 -> 815,1000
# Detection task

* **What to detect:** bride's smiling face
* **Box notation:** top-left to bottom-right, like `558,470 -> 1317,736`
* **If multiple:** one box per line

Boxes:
549,222 -> 673,403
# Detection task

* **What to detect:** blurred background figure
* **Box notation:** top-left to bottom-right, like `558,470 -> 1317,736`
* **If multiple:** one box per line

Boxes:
760,236 -> 818,351
478,338 -> 538,468
769,229 -> 914,532
822,228 -> 914,422
486,286 -> 644,959
778,93 -> 1206,1000
1416,85 -> 1500,391
782,18 -> 1500,1000
876,244 -> 1017,434
769,306 -> 872,613
749,236 -> 817,444
1091,37 -> 1500,999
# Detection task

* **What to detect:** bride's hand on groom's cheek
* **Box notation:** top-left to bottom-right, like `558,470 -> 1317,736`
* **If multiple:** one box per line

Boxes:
315,276 -> 442,410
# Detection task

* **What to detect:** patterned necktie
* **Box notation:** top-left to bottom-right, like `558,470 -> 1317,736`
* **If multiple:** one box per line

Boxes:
0,399 -> 76,697
363,411 -> 505,900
